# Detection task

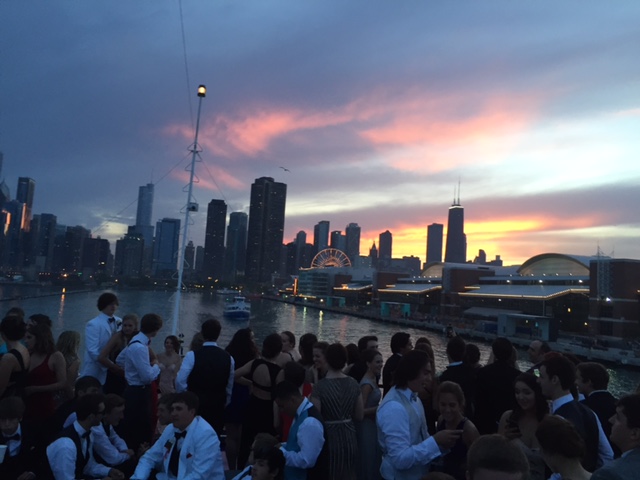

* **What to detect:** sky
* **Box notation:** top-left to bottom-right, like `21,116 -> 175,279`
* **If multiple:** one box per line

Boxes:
1,1 -> 639,266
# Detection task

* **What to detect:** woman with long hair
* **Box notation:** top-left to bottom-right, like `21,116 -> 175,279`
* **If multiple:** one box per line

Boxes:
357,347 -> 383,479
98,313 -> 138,395
297,332 -> 317,370
156,335 -> 182,394
23,323 -> 67,422
224,328 -> 260,470
0,315 -> 30,399
55,330 -> 81,405
498,372 -> 549,480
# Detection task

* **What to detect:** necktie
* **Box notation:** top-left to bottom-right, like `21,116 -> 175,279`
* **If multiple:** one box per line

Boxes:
82,431 -> 91,459
3,433 -> 20,442
169,431 -> 187,476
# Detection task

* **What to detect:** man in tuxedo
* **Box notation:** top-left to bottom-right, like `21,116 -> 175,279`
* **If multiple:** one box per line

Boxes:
131,391 -> 225,479
81,292 -> 122,386
382,332 -> 412,396
576,362 -> 618,439
439,335 -> 476,417
592,393 -> 640,480
0,397 -> 42,480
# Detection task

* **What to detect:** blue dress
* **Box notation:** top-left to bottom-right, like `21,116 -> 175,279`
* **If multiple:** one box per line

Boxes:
357,377 -> 382,480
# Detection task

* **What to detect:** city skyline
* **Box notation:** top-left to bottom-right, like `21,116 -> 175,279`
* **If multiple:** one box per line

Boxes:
1,2 -> 639,266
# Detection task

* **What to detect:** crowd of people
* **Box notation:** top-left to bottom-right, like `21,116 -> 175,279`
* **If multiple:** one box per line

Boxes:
0,291 -> 639,480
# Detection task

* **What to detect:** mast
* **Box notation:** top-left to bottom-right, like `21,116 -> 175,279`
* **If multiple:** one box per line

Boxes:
172,84 -> 207,336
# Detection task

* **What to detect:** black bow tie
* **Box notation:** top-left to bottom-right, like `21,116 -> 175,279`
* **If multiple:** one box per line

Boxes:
3,433 -> 20,441
108,317 -> 116,323
175,431 -> 187,440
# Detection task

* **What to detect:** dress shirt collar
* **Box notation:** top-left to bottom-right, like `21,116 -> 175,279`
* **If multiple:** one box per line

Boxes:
203,341 -> 219,347
131,331 -> 151,346
397,387 -> 418,402
2,423 -> 21,440
551,392 -> 575,413
295,397 -> 313,418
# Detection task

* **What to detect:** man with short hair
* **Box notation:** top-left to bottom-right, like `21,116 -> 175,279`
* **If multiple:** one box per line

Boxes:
82,292 -> 122,385
439,335 -> 476,417
538,355 -> 613,471
47,393 -> 124,480
377,350 -> 461,479
526,340 -> 551,374
592,393 -> 640,479
275,380 -> 327,480
175,318 -> 234,437
382,332 -> 412,395
466,434 -> 530,480
55,375 -> 102,431
131,391 -> 225,479
0,396 -> 42,479
576,362 -> 618,439
92,394 -> 136,475
347,335 -> 379,382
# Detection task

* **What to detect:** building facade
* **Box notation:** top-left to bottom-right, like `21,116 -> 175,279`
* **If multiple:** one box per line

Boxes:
203,199 -> 227,280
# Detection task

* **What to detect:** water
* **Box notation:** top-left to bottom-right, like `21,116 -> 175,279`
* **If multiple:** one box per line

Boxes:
2,285 -> 638,398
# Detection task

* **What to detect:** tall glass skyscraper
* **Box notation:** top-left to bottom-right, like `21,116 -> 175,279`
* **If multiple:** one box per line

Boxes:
224,211 -> 248,281
153,218 -> 180,276
427,223 -> 444,263
444,197 -> 466,264
203,199 -> 227,280
345,223 -> 361,263
313,220 -> 330,254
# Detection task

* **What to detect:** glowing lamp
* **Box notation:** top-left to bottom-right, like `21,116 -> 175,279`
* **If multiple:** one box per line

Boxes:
197,85 -> 207,97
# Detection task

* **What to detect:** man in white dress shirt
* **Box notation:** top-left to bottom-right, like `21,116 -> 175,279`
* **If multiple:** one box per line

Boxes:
92,394 -> 136,476
377,349 -> 462,480
131,391 -> 225,479
46,393 -> 125,480
81,292 -> 121,385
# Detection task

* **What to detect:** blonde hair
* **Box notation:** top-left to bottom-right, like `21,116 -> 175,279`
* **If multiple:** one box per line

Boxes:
56,330 -> 81,359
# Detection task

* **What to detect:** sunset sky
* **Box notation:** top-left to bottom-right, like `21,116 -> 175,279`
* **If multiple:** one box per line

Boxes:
1,1 -> 639,266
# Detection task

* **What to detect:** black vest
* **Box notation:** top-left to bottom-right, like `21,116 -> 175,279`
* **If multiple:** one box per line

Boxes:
556,400 -> 600,472
187,345 -> 231,423
53,425 -> 89,480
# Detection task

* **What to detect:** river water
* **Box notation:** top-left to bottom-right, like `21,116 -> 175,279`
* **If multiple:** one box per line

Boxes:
2,285 -> 638,398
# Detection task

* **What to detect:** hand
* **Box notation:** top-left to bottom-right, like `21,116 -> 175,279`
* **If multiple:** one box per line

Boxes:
123,448 -> 135,457
432,429 -> 463,450
107,468 -> 125,480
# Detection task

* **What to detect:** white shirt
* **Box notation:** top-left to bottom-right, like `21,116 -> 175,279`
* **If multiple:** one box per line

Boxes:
552,393 -> 614,467
46,421 -> 111,480
377,388 -> 442,473
175,342 -> 235,405
2,424 -> 21,457
92,421 -> 131,466
116,332 -> 160,386
281,397 -> 325,469
81,312 -> 121,384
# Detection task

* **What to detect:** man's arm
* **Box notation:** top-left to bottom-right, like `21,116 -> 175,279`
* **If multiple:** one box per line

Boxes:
84,321 -> 102,362
175,351 -> 194,392
130,433 -> 168,480
281,417 -> 325,469
129,344 -> 160,385
183,425 -> 225,480
46,438 -> 78,480
91,425 -> 131,466
594,412 -> 614,467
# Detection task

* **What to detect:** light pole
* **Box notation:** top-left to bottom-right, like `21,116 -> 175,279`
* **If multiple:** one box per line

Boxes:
172,84 -> 206,336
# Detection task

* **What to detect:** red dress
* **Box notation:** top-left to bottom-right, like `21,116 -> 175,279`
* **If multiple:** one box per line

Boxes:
24,354 -> 57,421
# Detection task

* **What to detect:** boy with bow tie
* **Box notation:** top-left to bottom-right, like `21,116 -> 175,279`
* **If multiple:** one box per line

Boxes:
0,396 -> 42,480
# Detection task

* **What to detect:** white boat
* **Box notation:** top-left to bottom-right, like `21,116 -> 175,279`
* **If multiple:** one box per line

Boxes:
223,296 -> 251,319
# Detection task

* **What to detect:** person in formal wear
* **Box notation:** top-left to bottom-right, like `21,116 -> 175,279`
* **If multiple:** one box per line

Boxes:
357,347 -> 383,480
55,330 -> 82,406
176,318 -> 234,438
157,335 -> 182,394
592,393 -> 640,480
81,292 -> 122,386
346,335 -> 379,383
297,333 -> 318,373
116,313 -> 162,452
275,380 -> 328,480
536,415 -> 591,480
438,335 -> 476,418
576,362 -> 618,441
130,391 -> 225,479
473,337 -> 520,434
0,396 -> 43,480
306,341 -> 329,385
46,393 -> 125,480
538,354 -> 613,472
92,394 -> 136,475
465,434 -> 530,480
0,315 -> 29,399
382,332 -> 412,395
99,313 -> 138,395
376,349 -> 462,480
281,331 -> 302,362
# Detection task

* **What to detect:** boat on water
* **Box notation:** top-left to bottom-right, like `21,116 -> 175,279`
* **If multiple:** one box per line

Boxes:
223,296 -> 251,319
216,288 -> 237,296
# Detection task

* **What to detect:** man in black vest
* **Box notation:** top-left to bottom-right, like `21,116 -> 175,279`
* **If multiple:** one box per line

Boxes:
538,355 -> 614,472
46,393 -> 125,480
576,362 -> 618,439
175,318 -> 234,437
439,335 -> 476,417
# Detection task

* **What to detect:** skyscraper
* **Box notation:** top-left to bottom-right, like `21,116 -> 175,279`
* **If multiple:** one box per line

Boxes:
427,223 -> 444,263
330,230 -> 346,252
203,199 -> 227,280
345,223 -> 361,263
245,177 -> 287,283
134,183 -> 155,247
444,194 -> 466,264
379,230 -> 392,267
16,177 -> 35,230
153,218 -> 180,276
224,211 -> 248,281
313,220 -> 330,254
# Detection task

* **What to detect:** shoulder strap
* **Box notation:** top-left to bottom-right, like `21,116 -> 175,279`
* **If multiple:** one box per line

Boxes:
8,349 -> 25,370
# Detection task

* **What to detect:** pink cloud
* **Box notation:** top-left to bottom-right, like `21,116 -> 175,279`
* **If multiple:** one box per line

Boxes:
170,163 -> 245,191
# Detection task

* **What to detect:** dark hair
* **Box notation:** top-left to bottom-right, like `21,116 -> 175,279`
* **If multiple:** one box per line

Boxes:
313,341 -> 329,359
446,336 -> 466,362
274,380 -> 302,401
463,343 -> 481,366
466,434 -> 529,478
390,332 -> 411,354
539,341 -> 551,355
362,347 -> 382,365
28,313 -> 52,328
415,336 -> 431,347
357,335 -> 378,352
76,393 -> 106,421
253,446 -> 285,480
298,333 -> 318,366
189,332 -> 204,352
158,393 -> 178,409
201,318 -> 221,341
262,333 -> 283,359
536,415 -> 585,459
511,373 -> 548,422
414,341 -> 435,361
281,331 -> 296,347
75,375 -> 101,396
325,343 -> 347,370
97,292 -> 118,311
345,343 -> 360,365
542,355 -> 576,390
226,328 -> 259,367
5,307 -> 25,320
393,350 -> 430,388
164,335 -> 181,354
576,362 -> 609,390
252,433 -> 280,451
173,391 -> 200,411
618,393 -> 640,429
27,323 -> 56,355
492,337 -> 514,363
104,394 -> 125,413
437,381 -> 466,410
140,313 -> 163,334
0,315 -> 27,341
283,361 -> 306,388
0,396 -> 25,419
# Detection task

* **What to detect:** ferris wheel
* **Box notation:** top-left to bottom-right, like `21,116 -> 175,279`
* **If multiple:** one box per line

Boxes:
311,248 -> 352,268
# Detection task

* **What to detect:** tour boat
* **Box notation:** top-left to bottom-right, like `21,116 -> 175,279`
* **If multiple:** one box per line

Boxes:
223,296 -> 251,319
